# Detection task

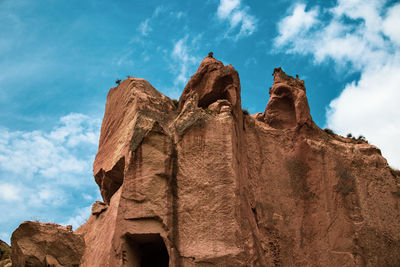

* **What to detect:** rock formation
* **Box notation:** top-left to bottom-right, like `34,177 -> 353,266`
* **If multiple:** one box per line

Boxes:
261,67 -> 315,130
11,56 -> 400,266
0,240 -> 11,267
11,221 -> 84,267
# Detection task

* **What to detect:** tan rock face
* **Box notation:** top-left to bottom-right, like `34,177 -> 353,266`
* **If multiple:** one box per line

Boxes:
11,221 -> 84,267
178,56 -> 242,119
11,56 -> 400,266
263,67 -> 315,130
91,201 -> 108,216
0,239 -> 11,267
93,78 -> 175,204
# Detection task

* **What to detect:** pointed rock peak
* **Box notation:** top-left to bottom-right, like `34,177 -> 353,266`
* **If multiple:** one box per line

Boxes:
273,67 -> 305,90
197,53 -> 223,69
178,55 -> 242,118
263,68 -> 315,130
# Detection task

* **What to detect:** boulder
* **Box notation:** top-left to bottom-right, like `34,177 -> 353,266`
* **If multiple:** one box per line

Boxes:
11,221 -> 84,267
0,240 -> 11,267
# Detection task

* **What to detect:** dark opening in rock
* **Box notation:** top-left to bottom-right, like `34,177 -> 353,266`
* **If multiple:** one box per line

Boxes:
197,72 -> 233,109
124,233 -> 169,267
264,85 -> 297,129
94,157 -> 125,204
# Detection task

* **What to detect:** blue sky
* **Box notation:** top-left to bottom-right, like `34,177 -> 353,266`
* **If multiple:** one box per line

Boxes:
0,0 -> 399,244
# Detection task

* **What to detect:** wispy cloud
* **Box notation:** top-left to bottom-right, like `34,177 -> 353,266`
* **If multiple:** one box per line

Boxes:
216,0 -> 257,40
382,4 -> 400,46
137,6 -> 184,37
274,3 -> 318,47
63,205 -> 92,229
274,0 -> 400,168
169,36 -> 202,98
139,18 -> 152,36
0,183 -> 20,202
0,232 -> 10,244
0,113 -> 99,182
0,113 -> 101,242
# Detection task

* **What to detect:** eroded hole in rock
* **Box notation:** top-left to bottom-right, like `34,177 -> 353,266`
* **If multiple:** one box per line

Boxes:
124,233 -> 169,267
198,74 -> 233,108
268,94 -> 296,129
95,157 -> 125,204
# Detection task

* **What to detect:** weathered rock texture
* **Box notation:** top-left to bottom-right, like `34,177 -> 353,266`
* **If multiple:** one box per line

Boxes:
11,221 -> 85,267
12,56 -> 400,266
262,67 -> 315,130
0,240 -> 11,267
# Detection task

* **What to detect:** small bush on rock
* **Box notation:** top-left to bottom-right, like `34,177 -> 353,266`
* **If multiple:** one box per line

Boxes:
324,128 -> 334,135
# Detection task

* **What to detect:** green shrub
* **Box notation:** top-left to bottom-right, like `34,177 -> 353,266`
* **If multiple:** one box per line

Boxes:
355,135 -> 368,144
242,109 -> 249,116
172,99 -> 179,108
324,128 -> 334,135
115,79 -> 121,85
357,135 -> 366,141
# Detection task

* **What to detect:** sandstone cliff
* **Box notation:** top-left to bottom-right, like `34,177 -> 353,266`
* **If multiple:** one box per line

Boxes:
11,56 -> 400,266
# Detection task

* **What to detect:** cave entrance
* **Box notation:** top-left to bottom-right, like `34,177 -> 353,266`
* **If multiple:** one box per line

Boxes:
125,233 -> 169,267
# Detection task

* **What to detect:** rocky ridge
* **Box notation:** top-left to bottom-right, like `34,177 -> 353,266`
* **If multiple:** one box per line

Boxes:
10,56 -> 400,266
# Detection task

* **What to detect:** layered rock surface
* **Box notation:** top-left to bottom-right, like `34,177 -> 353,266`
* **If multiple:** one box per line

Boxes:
11,221 -> 85,266
0,240 -> 11,267
11,56 -> 400,266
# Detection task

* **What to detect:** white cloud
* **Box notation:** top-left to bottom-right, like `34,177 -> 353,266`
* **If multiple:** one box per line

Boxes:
138,18 -> 152,36
0,113 -> 101,244
28,185 -> 67,207
218,0 -> 240,18
327,62 -> 400,167
137,6 -> 184,37
0,232 -> 10,244
217,0 -> 257,40
0,113 -> 100,181
274,3 -> 319,47
82,193 -> 94,201
382,4 -> 400,45
274,1 -> 400,168
0,183 -> 21,201
63,205 -> 92,230
170,36 -> 202,95
50,113 -> 99,147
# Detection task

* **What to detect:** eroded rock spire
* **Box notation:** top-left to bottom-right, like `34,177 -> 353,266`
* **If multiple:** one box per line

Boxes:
263,67 -> 315,130
178,55 -> 242,119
